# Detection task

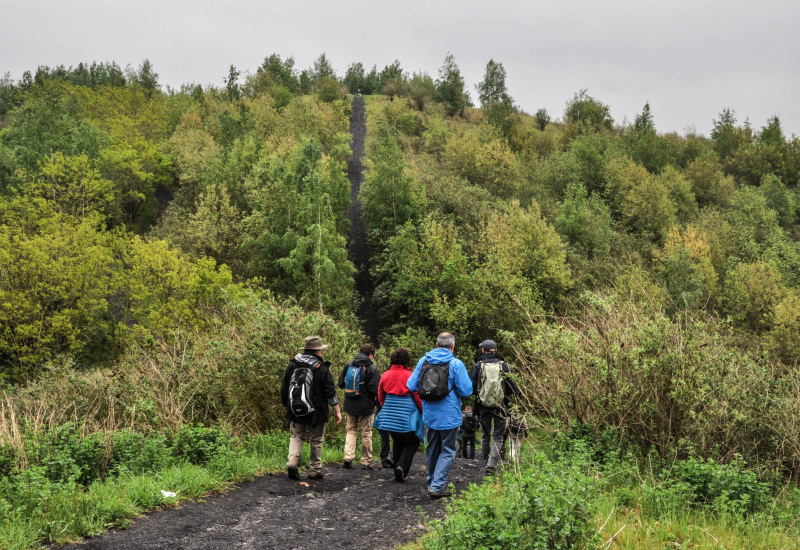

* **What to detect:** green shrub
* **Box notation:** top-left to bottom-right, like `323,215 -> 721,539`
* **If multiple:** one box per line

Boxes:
671,456 -> 771,514
172,425 -> 233,465
108,429 -> 172,475
0,444 -> 14,477
34,423 -> 106,485
423,448 -> 600,549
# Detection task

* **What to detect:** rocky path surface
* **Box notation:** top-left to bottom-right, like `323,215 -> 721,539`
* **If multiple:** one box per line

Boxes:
60,455 -> 486,550
346,95 -> 380,343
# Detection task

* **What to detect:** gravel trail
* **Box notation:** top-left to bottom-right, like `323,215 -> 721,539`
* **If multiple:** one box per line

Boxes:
59,455 -> 486,550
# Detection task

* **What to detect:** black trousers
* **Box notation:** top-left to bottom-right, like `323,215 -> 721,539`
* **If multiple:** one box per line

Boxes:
480,409 -> 507,467
461,435 -> 476,458
379,429 -> 391,462
389,431 -> 421,477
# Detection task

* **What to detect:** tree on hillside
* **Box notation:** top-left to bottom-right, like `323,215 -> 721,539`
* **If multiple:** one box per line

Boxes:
564,89 -> 613,136
27,153 -> 115,219
361,124 -> 421,242
225,65 -> 241,101
476,59 -> 509,107
436,53 -> 468,116
130,59 -> 160,97
408,72 -> 436,111
535,108 -> 550,131
711,108 -> 751,164
379,60 -> 405,87
344,62 -> 366,94
476,59 -> 516,136
628,102 -> 677,173
311,53 -> 337,84
258,54 -> 300,93
1,92 -> 108,173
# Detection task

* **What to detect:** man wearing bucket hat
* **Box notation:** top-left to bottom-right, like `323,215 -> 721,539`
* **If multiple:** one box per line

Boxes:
281,336 -> 342,480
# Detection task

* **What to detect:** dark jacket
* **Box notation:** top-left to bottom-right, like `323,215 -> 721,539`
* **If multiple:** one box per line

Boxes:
281,353 -> 338,427
469,352 -> 520,415
337,353 -> 380,417
461,410 -> 477,436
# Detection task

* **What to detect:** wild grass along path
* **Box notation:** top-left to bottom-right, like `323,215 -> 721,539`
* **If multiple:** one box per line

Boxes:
59,456 -> 486,549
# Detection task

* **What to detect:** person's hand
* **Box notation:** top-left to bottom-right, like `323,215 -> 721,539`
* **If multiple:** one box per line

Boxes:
334,409 -> 343,424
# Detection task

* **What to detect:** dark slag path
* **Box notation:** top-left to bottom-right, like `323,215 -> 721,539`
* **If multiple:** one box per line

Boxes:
59,457 -> 486,550
346,95 -> 380,343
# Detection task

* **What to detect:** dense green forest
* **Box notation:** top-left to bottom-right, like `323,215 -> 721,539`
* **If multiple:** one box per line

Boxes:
2,54 -> 800,547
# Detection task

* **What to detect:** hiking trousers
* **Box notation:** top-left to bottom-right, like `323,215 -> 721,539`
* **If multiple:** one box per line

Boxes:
480,409 -> 507,469
379,429 -> 392,462
344,413 -> 374,465
461,435 -> 476,459
287,422 -> 325,475
389,431 -> 420,477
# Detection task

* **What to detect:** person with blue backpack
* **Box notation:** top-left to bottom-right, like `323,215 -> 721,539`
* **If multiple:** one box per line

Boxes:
407,332 -> 473,499
337,343 -> 380,469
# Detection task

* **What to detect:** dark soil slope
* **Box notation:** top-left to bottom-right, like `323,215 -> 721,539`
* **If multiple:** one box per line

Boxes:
60,456 -> 485,550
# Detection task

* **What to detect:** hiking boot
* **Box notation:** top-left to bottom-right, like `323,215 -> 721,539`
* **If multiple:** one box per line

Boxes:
484,466 -> 495,475
427,489 -> 451,500
307,472 -> 324,480
381,459 -> 394,469
394,466 -> 405,483
361,463 -> 373,470
287,466 -> 299,480
343,460 -> 352,469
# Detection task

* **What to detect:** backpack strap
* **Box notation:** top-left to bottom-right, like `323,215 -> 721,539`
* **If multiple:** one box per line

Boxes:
444,358 -> 455,395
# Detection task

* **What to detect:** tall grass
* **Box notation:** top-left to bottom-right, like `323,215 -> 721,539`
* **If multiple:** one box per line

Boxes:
505,285 -> 800,477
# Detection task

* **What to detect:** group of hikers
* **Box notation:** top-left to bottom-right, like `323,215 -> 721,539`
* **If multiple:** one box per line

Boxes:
280,332 -> 525,499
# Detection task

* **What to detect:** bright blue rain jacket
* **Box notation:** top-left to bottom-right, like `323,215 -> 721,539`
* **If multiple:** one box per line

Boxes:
406,347 -> 473,430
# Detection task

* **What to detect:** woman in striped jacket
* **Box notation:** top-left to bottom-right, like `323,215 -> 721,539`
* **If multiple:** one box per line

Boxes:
373,347 -> 424,482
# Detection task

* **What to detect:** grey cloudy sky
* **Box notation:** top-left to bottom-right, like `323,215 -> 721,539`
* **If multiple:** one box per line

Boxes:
4,0 -> 799,137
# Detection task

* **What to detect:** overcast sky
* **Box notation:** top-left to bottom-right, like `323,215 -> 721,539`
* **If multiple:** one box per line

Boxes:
4,0 -> 799,137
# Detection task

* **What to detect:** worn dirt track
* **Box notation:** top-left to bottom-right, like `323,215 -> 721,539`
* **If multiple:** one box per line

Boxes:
346,95 -> 380,343
59,455 -> 486,550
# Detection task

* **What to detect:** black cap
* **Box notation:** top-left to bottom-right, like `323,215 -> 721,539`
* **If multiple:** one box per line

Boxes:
479,339 -> 497,350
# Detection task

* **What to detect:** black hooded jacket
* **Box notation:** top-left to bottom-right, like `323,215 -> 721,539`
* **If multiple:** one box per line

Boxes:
337,353 -> 380,417
281,352 -> 338,427
469,351 -> 520,415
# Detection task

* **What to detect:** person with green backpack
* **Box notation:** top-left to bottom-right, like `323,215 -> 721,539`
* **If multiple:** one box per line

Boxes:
470,339 -> 520,473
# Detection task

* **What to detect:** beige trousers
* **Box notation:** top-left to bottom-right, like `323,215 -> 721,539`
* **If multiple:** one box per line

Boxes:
344,413 -> 374,465
287,422 -> 325,475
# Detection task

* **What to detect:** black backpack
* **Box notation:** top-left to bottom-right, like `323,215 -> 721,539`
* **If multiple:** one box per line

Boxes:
463,412 -> 477,434
418,359 -> 452,401
288,358 -> 319,417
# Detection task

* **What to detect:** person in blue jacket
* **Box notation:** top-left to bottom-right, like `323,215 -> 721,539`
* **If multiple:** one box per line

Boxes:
407,332 -> 473,499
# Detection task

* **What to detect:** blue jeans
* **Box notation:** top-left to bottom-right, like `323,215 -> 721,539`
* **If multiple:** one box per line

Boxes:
425,427 -> 459,492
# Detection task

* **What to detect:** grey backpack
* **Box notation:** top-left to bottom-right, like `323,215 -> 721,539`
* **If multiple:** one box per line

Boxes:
478,362 -> 504,408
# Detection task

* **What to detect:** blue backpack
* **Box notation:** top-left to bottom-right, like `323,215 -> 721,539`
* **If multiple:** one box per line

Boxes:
344,363 -> 366,396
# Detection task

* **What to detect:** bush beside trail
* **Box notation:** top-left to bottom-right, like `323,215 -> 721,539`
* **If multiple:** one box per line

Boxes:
507,284 -> 800,479
0,427 -> 292,548
410,436 -> 800,550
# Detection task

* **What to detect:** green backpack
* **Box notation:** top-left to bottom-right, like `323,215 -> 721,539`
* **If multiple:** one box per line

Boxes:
478,362 -> 504,408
